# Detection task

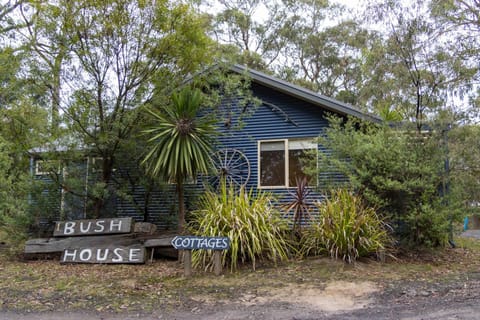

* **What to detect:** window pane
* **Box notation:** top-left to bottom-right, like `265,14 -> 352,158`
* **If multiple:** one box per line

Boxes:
288,140 -> 316,186
260,141 -> 285,186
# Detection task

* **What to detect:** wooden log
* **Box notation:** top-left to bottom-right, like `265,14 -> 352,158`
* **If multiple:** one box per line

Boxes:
133,222 -> 157,235
25,234 -> 176,255
143,237 -> 174,247
26,234 -> 139,254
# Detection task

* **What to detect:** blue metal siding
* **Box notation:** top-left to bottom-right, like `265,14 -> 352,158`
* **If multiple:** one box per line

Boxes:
210,82 -> 340,221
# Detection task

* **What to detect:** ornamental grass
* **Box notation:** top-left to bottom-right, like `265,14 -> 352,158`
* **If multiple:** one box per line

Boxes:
189,183 -> 291,271
300,189 -> 391,263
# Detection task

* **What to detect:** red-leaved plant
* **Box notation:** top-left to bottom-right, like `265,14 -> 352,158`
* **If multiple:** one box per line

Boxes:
283,176 -> 312,235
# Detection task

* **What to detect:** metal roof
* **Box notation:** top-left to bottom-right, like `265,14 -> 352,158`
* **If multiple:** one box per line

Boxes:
230,64 -> 381,122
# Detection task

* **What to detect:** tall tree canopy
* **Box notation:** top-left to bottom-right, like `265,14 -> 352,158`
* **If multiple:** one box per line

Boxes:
15,0 -> 214,217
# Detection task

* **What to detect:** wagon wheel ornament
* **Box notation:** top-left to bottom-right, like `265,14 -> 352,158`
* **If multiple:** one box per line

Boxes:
203,149 -> 250,191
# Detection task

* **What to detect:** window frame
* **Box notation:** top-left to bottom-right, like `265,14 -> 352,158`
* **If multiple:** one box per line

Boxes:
258,138 -> 317,189
35,160 -> 61,176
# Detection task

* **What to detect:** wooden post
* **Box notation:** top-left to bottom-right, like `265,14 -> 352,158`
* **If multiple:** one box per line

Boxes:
213,250 -> 222,276
184,250 -> 192,277
171,236 -> 230,277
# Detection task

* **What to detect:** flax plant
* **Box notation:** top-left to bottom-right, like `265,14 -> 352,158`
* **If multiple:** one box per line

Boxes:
301,189 -> 391,263
189,183 -> 290,271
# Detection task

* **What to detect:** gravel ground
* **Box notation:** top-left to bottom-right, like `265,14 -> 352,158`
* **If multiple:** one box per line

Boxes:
3,233 -> 480,319
3,273 -> 480,320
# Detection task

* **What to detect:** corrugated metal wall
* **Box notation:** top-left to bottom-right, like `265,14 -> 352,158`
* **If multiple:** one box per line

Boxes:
210,82 -> 336,222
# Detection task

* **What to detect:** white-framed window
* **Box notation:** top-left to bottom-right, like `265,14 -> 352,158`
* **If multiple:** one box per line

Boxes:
35,160 -> 60,176
258,138 -> 317,188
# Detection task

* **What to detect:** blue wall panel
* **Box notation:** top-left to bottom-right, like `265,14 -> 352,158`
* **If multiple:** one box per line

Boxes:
211,82 -> 334,212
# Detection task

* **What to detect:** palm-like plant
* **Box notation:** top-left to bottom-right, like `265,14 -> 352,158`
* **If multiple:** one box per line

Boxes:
142,87 -> 216,232
283,176 -> 312,235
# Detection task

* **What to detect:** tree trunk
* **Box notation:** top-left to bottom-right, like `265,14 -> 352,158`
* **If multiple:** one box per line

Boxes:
177,181 -> 185,233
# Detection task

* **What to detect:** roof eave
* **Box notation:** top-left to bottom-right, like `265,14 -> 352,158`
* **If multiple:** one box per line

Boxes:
230,64 -> 381,123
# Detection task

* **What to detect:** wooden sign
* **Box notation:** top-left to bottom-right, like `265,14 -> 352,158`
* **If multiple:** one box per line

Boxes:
171,236 -> 230,251
61,245 -> 145,264
172,236 -> 230,277
54,218 -> 133,237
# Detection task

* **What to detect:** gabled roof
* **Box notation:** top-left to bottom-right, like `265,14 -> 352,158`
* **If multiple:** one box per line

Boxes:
230,64 -> 381,123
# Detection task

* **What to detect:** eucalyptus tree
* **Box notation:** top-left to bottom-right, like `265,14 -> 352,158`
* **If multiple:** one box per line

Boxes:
142,87 -> 217,232
285,18 -> 372,105
0,0 -> 50,249
17,0 -> 213,218
209,0 -> 295,71
209,0 -> 374,105
0,0 -> 26,35
358,0 -> 477,127
430,0 -> 480,115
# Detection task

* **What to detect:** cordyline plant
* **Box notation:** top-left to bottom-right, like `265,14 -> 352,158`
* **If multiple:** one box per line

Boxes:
301,189 -> 391,263
282,176 -> 312,235
189,182 -> 291,271
142,87 -> 216,232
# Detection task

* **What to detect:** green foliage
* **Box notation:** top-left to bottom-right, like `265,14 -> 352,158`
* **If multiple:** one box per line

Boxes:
449,125 -> 480,208
16,0 -> 214,218
300,189 -> 391,263
143,88 -> 216,183
189,183 -> 291,271
143,87 -> 217,231
318,116 -> 458,247
359,1 -> 477,125
0,137 -> 34,255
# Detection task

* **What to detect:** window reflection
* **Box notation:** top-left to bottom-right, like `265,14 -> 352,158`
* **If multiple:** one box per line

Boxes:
259,139 -> 316,188
260,141 -> 285,186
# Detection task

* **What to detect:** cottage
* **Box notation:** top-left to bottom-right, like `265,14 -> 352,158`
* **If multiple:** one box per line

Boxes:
31,65 -> 379,230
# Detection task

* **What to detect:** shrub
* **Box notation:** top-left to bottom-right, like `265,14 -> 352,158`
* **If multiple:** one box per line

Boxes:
301,189 -> 391,263
0,138 -> 33,256
318,116 -> 457,247
189,183 -> 291,271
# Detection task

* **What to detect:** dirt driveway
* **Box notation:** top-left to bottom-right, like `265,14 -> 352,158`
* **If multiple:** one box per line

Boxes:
2,239 -> 480,320
2,271 -> 480,319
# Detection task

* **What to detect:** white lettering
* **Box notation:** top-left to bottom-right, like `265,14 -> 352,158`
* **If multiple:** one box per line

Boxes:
79,249 -> 92,261
94,220 -> 105,232
173,237 -> 182,248
63,249 -> 77,262
129,248 -> 142,262
181,238 -> 190,248
64,222 -> 75,235
110,220 -> 122,232
80,222 -> 92,233
112,248 -> 124,262
207,238 -> 216,249
199,238 -> 208,248
221,238 -> 229,249
96,248 -> 109,261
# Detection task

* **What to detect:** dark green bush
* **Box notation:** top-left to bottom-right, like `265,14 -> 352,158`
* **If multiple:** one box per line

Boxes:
318,116 -> 458,247
0,138 -> 33,256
